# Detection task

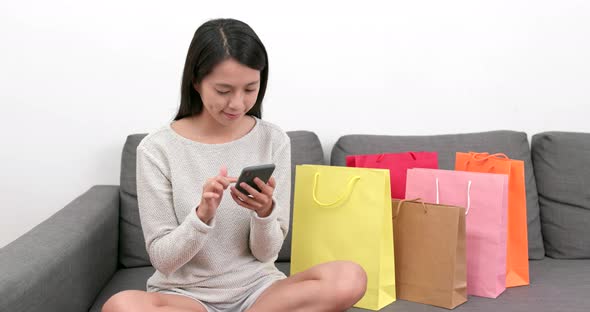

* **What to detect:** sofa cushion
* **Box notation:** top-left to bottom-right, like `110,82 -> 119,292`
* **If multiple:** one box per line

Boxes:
331,130 -> 544,259
118,130 -> 324,267
532,132 -> 590,259
89,264 -> 288,311
119,134 -> 151,268
287,259 -> 590,312
347,258 -> 590,312
91,259 -> 590,312
89,266 -> 155,312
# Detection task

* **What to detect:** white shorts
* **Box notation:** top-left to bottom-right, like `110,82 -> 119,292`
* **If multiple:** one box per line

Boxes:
155,276 -> 283,312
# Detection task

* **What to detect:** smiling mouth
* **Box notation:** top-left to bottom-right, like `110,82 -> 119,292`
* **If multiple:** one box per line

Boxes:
223,112 -> 240,119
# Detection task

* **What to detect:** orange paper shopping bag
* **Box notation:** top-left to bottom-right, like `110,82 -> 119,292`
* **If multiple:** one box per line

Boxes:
455,152 -> 530,287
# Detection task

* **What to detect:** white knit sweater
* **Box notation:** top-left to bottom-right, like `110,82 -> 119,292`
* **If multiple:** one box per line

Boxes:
136,117 -> 291,303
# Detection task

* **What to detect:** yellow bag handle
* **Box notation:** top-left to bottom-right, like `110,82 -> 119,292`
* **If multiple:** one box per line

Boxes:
312,172 -> 361,207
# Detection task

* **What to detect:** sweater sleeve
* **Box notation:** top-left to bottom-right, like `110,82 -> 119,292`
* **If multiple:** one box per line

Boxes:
249,135 -> 292,262
136,145 -> 214,275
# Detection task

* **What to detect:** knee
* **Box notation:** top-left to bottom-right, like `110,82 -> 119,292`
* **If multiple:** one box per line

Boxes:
101,290 -> 144,312
329,261 -> 367,308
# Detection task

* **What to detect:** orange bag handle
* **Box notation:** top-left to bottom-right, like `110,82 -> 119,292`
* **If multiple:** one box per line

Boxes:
469,152 -> 509,161
464,152 -> 509,171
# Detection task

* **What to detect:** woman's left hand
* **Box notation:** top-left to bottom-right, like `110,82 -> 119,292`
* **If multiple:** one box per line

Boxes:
230,177 -> 276,218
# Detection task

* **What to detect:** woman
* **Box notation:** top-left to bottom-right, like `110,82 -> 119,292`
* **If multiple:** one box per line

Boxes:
102,18 -> 366,312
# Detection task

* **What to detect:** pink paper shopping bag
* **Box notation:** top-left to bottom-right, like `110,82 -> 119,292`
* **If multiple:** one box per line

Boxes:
405,168 -> 509,298
346,152 -> 438,199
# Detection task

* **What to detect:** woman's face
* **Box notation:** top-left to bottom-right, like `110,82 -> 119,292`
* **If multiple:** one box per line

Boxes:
194,58 -> 261,126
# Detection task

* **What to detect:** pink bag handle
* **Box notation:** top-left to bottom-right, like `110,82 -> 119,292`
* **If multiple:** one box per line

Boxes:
436,178 -> 472,215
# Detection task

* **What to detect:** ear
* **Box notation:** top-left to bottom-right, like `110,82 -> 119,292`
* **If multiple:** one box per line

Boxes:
193,80 -> 201,93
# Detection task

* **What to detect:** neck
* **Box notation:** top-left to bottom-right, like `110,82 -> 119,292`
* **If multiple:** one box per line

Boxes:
190,113 -> 253,143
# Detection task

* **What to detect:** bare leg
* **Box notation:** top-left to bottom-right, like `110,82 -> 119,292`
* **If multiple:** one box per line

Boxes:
247,261 -> 367,312
101,290 -> 208,312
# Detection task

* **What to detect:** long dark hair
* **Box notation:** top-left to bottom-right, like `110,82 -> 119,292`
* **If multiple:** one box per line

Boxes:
174,18 -> 269,121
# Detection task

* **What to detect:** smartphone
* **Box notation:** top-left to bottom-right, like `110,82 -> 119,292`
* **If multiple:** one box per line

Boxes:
235,164 -> 276,195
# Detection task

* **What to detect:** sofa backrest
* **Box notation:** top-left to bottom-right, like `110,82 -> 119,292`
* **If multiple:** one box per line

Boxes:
330,130 -> 545,259
532,132 -> 590,259
119,134 -> 148,268
118,130 -> 324,268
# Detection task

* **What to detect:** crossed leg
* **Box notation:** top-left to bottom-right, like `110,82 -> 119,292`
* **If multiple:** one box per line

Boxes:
101,289 -> 208,312
102,260 -> 367,312
246,260 -> 367,312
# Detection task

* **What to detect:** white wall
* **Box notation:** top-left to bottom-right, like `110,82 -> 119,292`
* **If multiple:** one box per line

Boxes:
1,0 -> 589,247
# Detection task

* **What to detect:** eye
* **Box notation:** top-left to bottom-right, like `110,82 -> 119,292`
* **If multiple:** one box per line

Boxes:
216,90 -> 230,95
245,89 -> 257,93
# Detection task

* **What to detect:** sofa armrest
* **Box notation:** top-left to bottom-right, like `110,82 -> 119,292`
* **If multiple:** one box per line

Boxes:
0,185 -> 120,312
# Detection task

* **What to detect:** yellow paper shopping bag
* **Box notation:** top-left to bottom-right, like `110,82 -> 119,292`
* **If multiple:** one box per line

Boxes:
290,165 -> 396,310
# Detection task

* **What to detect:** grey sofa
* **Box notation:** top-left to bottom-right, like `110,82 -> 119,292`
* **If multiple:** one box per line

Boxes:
1,130 -> 589,312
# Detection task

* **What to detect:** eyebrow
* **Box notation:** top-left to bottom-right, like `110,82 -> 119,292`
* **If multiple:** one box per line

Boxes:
214,81 -> 260,88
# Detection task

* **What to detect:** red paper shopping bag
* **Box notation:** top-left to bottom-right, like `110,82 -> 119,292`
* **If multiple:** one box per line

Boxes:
346,151 -> 438,199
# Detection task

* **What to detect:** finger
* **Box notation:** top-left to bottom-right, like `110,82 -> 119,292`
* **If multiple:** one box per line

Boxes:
238,182 -> 270,207
230,189 -> 255,208
206,181 -> 224,193
253,177 -> 274,196
230,190 -> 248,206
231,191 -> 261,211
238,182 -> 265,201
230,189 -> 244,202
268,176 -> 276,188
219,166 -> 228,177
231,186 -> 263,208
230,186 -> 247,201
215,176 -> 232,189
202,192 -> 220,199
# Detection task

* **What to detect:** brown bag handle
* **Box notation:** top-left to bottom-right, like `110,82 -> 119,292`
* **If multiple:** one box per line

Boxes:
393,198 -> 427,218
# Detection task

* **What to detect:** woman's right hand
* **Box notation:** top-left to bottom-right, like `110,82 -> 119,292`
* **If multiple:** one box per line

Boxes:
196,166 -> 237,224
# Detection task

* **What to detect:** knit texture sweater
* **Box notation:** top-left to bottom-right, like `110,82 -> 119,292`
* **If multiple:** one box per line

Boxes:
136,117 -> 291,303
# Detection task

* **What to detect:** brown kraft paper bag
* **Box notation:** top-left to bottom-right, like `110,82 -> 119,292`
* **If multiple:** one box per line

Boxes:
392,199 -> 467,309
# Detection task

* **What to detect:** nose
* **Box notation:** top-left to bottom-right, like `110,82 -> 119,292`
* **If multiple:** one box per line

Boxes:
228,91 -> 246,110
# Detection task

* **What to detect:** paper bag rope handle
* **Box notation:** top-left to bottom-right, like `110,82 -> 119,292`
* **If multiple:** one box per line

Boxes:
436,178 -> 472,215
312,172 -> 361,207
465,152 -> 508,165
394,198 -> 428,218
377,151 -> 417,162
464,152 -> 508,172
470,152 -> 509,161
